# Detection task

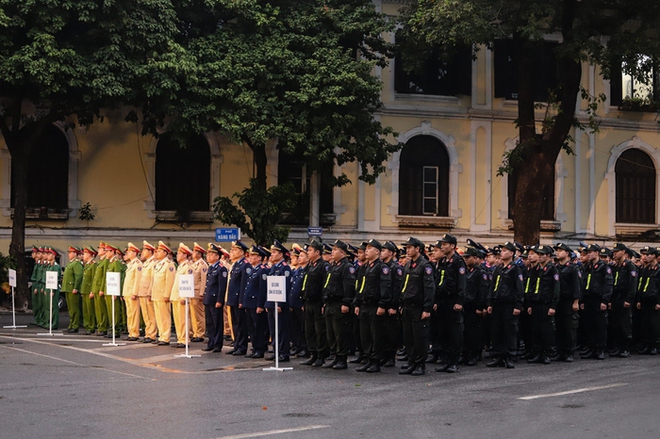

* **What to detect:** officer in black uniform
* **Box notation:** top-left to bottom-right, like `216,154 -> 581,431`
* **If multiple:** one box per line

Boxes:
462,246 -> 489,366
399,237 -> 435,376
265,240 -> 292,362
553,242 -> 581,362
431,234 -> 466,374
202,244 -> 228,352
322,239 -> 356,370
381,240 -> 403,367
486,242 -> 524,369
610,243 -> 637,357
636,247 -> 660,355
353,239 -> 392,373
581,244 -> 614,360
300,239 -> 331,366
526,245 -> 559,364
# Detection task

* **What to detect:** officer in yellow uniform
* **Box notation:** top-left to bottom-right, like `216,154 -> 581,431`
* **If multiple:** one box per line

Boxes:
91,242 -> 110,336
171,243 -> 194,348
61,246 -> 83,333
138,241 -> 158,343
152,241 -> 175,345
122,243 -> 143,341
191,242 -> 208,342
80,246 -> 97,334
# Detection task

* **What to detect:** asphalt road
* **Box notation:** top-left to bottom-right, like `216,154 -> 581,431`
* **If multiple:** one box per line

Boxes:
0,312 -> 658,439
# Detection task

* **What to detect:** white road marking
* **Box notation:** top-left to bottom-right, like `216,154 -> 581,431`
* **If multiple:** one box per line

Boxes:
518,383 -> 628,400
214,425 -> 330,439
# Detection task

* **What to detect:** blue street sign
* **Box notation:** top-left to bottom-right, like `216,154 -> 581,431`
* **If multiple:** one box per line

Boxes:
215,228 -> 240,242
307,227 -> 323,237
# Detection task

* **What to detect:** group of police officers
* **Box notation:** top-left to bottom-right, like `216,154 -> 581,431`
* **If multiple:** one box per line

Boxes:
26,234 -> 660,376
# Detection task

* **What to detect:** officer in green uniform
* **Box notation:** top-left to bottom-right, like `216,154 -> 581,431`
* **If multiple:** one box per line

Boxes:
115,247 -> 128,334
43,247 -> 62,330
61,246 -> 83,333
91,242 -> 110,336
30,246 -> 44,327
80,246 -> 98,334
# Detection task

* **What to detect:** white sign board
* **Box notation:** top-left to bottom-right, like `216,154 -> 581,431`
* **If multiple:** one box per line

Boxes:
179,274 -> 195,298
8,269 -> 16,288
46,271 -> 58,290
106,272 -> 121,296
267,276 -> 286,303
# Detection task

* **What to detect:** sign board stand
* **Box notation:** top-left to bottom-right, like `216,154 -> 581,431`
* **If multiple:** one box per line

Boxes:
3,269 -> 26,329
102,272 -> 125,347
174,274 -> 199,359
38,271 -> 64,336
263,276 -> 292,372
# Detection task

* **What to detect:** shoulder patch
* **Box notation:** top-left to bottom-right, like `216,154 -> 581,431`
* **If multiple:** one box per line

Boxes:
202,267 -> 207,273
382,266 -> 390,275
246,267 -> 252,275
518,274 -> 524,282
397,268 -> 403,276
578,271 -> 583,278
631,270 -> 638,277
425,266 -> 433,275
324,265 -> 330,272
553,273 -> 559,281
169,266 -> 174,272
482,273 -> 488,280
458,267 -> 466,275
284,271 -> 290,277
222,271 -> 228,278
262,273 -> 267,280
349,266 -> 356,274
137,267 -> 142,271
606,267 -> 612,274
188,269 -> 193,274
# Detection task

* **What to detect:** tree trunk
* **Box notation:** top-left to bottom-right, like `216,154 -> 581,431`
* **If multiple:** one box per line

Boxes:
249,140 -> 268,192
512,152 -> 554,244
8,143 -> 29,310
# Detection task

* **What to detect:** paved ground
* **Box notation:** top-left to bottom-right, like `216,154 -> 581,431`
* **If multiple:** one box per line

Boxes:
0,311 -> 658,439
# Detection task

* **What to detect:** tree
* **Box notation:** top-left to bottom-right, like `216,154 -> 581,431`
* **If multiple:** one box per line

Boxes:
402,0 -> 660,243
157,0 -> 400,192
0,0 -> 183,306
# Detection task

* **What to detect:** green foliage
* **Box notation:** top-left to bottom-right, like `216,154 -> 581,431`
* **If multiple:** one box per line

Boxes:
149,0 -> 400,187
78,202 -> 95,222
0,252 -> 16,286
213,179 -> 297,246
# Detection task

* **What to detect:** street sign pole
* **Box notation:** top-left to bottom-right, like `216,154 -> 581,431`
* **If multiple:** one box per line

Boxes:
263,276 -> 292,372
103,272 -> 125,347
4,269 -> 26,329
38,271 -> 64,336
174,274 -> 199,359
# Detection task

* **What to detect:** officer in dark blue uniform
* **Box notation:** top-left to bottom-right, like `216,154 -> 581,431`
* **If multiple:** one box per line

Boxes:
288,244 -> 308,357
526,245 -> 559,365
581,244 -> 614,360
265,240 -> 292,362
381,240 -> 403,367
242,245 -> 269,358
636,247 -> 660,355
554,242 -> 582,362
462,246 -> 489,366
202,244 -> 228,352
610,243 -> 637,357
225,240 -> 250,356
300,239 -> 331,366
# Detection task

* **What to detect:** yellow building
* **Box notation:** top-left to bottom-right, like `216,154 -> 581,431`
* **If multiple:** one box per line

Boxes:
2,1 -> 660,259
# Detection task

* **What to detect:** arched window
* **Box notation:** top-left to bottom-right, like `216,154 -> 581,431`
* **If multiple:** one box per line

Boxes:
155,133 -> 210,212
277,148 -> 333,225
11,124 -> 68,210
616,149 -> 656,224
399,135 -> 449,216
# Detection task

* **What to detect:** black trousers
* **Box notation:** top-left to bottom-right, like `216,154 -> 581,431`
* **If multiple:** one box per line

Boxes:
490,302 -> 518,357
303,300 -> 327,356
463,306 -> 483,359
582,297 -> 608,350
289,307 -> 306,352
205,304 -> 224,350
639,300 -> 660,347
325,302 -> 351,357
530,302 -> 555,356
383,312 -> 401,355
359,304 -> 386,361
245,308 -> 268,354
402,304 -> 430,367
231,306 -> 248,352
435,302 -> 464,365
267,307 -> 291,357
555,299 -> 578,354
610,299 -> 633,350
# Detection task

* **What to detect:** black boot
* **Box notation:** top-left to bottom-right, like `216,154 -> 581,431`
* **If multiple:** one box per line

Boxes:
383,353 -> 396,367
486,356 -> 504,367
411,364 -> 426,376
300,353 -> 317,366
366,360 -> 381,373
322,356 -> 339,368
332,355 -> 348,370
504,355 -> 515,369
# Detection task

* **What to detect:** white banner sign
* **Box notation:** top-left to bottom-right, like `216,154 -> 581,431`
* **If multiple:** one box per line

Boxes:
8,268 -> 16,288
106,272 -> 121,296
267,276 -> 286,303
45,271 -> 58,290
179,274 -> 195,298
